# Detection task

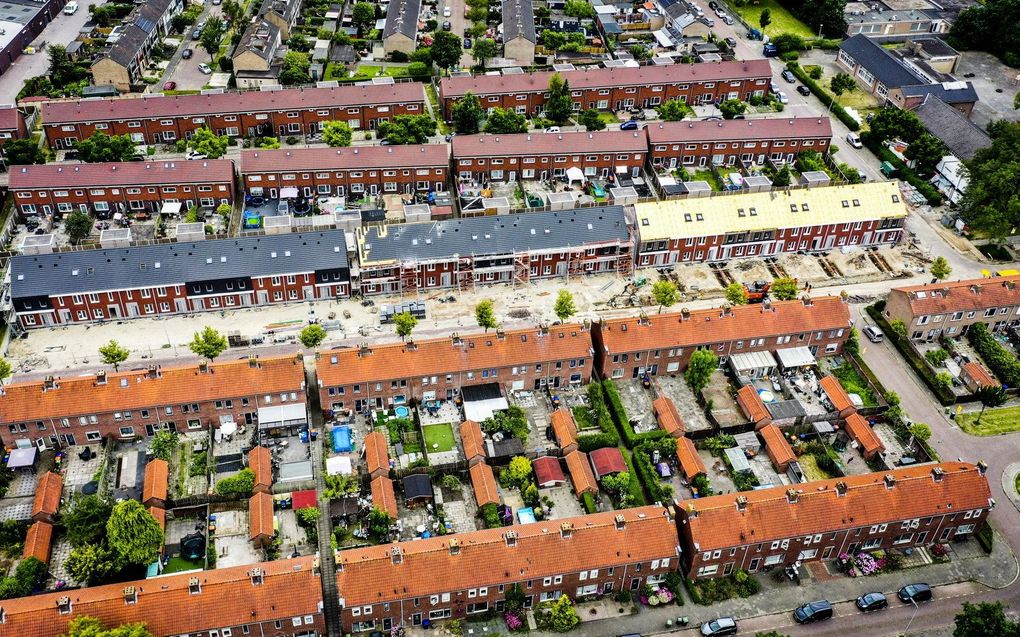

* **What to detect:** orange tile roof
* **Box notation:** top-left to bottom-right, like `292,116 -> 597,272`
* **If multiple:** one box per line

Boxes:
0,355 -> 306,424
735,385 -> 771,424
682,463 -> 990,552
653,396 -> 685,436
759,424 -> 796,471
890,276 -> 1020,317
820,375 -> 855,414
596,297 -> 850,355
248,446 -> 273,490
962,361 -> 999,388
550,408 -> 578,450
564,450 -> 598,496
460,420 -> 485,460
364,431 -> 390,475
23,521 -> 53,564
148,506 -> 166,535
469,463 -> 500,507
371,476 -> 399,519
32,472 -> 62,518
336,507 -> 678,605
844,413 -> 885,457
142,459 -> 169,506
249,492 -> 274,540
676,437 -> 706,480
318,324 -> 593,386
0,556 -> 321,637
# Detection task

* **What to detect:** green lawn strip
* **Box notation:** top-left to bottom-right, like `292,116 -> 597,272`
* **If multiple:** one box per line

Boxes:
956,406 -> 1020,436
731,0 -> 814,38
422,423 -> 456,451
831,362 -> 877,407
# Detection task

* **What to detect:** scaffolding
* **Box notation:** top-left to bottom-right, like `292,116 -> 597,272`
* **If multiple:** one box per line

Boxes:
399,261 -> 419,297
455,256 -> 474,291
513,253 -> 531,287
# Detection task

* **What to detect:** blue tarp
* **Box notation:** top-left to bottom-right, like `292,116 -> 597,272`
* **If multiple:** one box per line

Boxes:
331,426 -> 352,453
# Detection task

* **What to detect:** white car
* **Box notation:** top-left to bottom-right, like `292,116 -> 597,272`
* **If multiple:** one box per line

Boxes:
776,91 -> 789,104
545,126 -> 561,133
443,6 -> 451,17
186,150 -> 208,160
847,132 -> 863,148
63,1 -> 78,14
198,63 -> 213,74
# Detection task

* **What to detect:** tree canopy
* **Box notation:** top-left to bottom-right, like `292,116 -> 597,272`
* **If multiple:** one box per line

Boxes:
280,51 -> 311,85
725,282 -> 749,305
199,16 -> 225,62
394,312 -> 418,340
958,120 -> 1020,238
378,115 -> 437,144
770,277 -> 799,301
554,290 -> 576,321
431,31 -> 463,69
685,349 -> 718,394
483,108 -> 528,134
950,0 -> 1020,67
62,495 -> 112,548
475,299 -> 497,331
64,211 -> 94,245
652,280 -> 678,313
546,73 -> 573,124
189,127 -> 228,158
577,109 -> 605,131
656,99 -> 692,121
76,133 -> 137,163
470,38 -> 498,69
188,326 -> 228,361
352,2 -> 376,33
299,324 -> 328,348
953,601 -> 1020,637
451,92 -> 483,134
65,616 -> 153,637
3,139 -> 46,165
107,500 -> 163,567
99,340 -> 129,370
322,120 -> 353,147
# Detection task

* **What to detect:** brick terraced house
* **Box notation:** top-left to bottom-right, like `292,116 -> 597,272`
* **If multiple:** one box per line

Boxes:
437,60 -> 772,118
884,275 -> 1020,342
356,207 -> 632,295
633,181 -> 907,266
0,105 -> 29,152
41,83 -> 427,149
0,556 -> 325,637
646,117 -> 832,169
591,296 -> 852,380
452,130 -> 648,183
0,355 -> 306,449
334,507 -> 679,632
676,462 -> 992,578
317,323 -> 594,412
9,230 -> 350,329
9,160 -> 236,217
239,144 -> 449,199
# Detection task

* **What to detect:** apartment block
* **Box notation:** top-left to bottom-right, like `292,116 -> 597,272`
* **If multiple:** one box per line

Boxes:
884,275 -> 1020,341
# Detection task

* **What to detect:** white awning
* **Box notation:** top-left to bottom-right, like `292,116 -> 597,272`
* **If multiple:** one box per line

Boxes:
258,403 -> 308,429
326,455 -> 353,476
565,167 -> 585,184
463,396 -> 509,423
776,346 -> 816,369
6,447 -> 36,468
161,202 -> 182,215
280,187 -> 300,198
653,29 -> 674,48
729,350 -> 777,373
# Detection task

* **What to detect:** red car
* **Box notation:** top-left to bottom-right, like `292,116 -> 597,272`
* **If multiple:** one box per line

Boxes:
163,81 -> 177,91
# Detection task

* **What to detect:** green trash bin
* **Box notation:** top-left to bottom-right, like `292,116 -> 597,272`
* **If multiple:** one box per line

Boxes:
880,161 -> 897,178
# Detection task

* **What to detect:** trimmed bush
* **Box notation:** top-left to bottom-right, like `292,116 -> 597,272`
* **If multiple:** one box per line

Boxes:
786,62 -> 860,132
581,492 -> 598,514
967,323 -> 1020,387
602,380 -> 669,448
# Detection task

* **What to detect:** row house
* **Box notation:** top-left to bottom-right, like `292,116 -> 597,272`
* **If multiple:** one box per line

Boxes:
9,160 -> 235,217
452,130 -> 647,183
677,462 -> 993,578
335,507 -> 679,632
0,105 -> 29,153
239,144 -> 449,199
317,323 -> 594,412
0,355 -> 306,449
646,117 -> 832,170
591,296 -> 852,380
41,83 -> 427,149
0,556 -> 325,637
632,181 -> 907,266
9,230 -> 350,329
884,275 -> 1020,342
437,60 -> 772,118
356,207 -> 632,295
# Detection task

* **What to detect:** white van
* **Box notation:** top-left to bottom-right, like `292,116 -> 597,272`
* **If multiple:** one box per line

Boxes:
863,325 -> 884,343
64,1 -> 78,14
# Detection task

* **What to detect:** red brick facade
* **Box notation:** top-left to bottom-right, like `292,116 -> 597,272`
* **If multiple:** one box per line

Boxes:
647,118 -> 832,169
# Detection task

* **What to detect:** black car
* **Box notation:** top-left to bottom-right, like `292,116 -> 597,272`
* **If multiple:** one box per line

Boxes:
442,20 -> 451,30
793,600 -> 833,624
796,85 -> 811,96
898,583 -> 932,604
182,48 -> 193,59
856,592 -> 888,612
781,69 -> 796,83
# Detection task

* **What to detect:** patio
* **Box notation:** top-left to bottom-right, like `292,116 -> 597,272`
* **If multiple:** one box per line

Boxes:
656,375 -> 714,433
614,379 -> 658,434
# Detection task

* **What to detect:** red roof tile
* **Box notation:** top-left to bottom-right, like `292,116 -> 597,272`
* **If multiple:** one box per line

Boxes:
364,431 -> 390,476
248,446 -> 273,490
682,463 -> 989,551
550,408 -> 578,450
590,447 -> 627,479
533,456 -> 566,486
32,472 -> 62,518
148,506 -> 166,536
371,476 -> 399,519
889,276 -> 1020,318
142,459 -> 169,506
336,507 -> 678,605
9,160 -> 234,190
23,521 -> 53,564
240,144 -> 448,174
962,361 -> 998,388
647,117 -> 832,145
460,420 -> 486,461
292,489 -> 317,510
736,385 -> 771,424
453,130 -> 647,157
820,375 -> 855,414
564,450 -> 598,496
249,492 -> 274,540
759,424 -> 796,471
844,413 -> 885,458
676,437 -> 706,480
469,463 -> 500,507
652,396 -> 685,436
0,556 -> 321,637
0,105 -> 23,132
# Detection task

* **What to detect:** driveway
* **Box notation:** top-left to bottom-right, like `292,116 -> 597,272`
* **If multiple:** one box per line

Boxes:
158,4 -> 224,91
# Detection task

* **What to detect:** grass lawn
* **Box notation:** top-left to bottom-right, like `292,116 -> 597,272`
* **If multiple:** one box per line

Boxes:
956,406 -> 1020,436
422,423 -> 456,452
692,169 -> 722,190
597,111 -> 620,124
1015,473 -> 1020,497
831,362 -> 877,407
732,0 -> 814,38
798,453 -> 833,482
163,556 -> 204,574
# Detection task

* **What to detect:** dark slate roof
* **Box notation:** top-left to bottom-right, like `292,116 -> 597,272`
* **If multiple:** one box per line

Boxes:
383,0 -> 420,40
99,0 -> 176,68
330,44 -> 358,63
503,0 -> 536,44
900,81 -> 978,106
402,474 -> 433,500
259,0 -> 300,24
913,95 -> 990,160
912,37 -> 958,58
11,231 -> 349,299
839,34 -> 924,89
103,24 -> 147,67
234,20 -> 280,62
358,207 -> 631,265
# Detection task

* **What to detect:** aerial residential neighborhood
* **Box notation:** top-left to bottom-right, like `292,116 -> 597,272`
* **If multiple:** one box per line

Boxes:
0,0 -> 1018,634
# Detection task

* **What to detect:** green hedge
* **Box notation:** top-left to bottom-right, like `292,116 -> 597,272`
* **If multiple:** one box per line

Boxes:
576,383 -> 621,451
865,139 -> 944,205
631,439 -> 678,503
620,450 -> 648,507
977,525 -> 994,554
865,304 -> 956,405
581,492 -> 598,514
601,379 -> 669,448
967,323 -> 1020,387
808,38 -> 843,50
786,62 -> 860,132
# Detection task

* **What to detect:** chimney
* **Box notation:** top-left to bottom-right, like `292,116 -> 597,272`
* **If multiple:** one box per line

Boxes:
189,577 -> 201,594
449,538 -> 461,555
884,474 -> 896,489
786,488 -> 798,504
560,521 -> 574,539
970,284 -> 980,294
56,596 -> 71,615
638,312 -> 650,326
358,342 -> 372,357
977,461 -> 988,475
248,354 -> 260,369
198,361 -> 208,374
931,466 -> 944,482
451,332 -> 462,345
614,514 -> 626,531
43,375 -> 58,391
680,307 -> 691,321
390,547 -> 403,564
504,530 -> 518,546
96,370 -> 107,385
802,294 -> 813,307
496,328 -> 506,340
249,567 -> 264,585
835,481 -> 848,496
735,495 -> 748,512
123,586 -> 137,604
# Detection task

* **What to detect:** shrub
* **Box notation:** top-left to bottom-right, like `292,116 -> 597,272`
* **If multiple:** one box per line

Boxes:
968,323 -> 1020,387
581,492 -> 598,514
690,474 -> 713,497
215,468 -> 255,497
602,379 -> 669,447
481,502 -> 502,528
631,438 -> 678,503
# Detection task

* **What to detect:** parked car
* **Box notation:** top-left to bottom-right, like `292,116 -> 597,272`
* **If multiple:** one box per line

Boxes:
724,37 -> 737,48
163,81 -> 177,91
898,584 -> 932,604
793,600 -> 833,624
763,43 -> 778,57
63,1 -> 78,14
863,325 -> 884,342
708,0 -> 718,9
722,14 -> 734,24
443,6 -> 451,16
463,37 -> 472,49
700,617 -> 737,636
192,28 -> 202,39
545,126 -> 561,133
782,69 -> 796,83
856,592 -> 888,612
714,6 -> 727,17
186,151 -> 207,160
770,80 -> 780,93
847,132 -> 863,148
703,17 -> 715,26
620,120 -> 639,131
776,91 -> 789,104
747,28 -> 763,40
797,85 -> 811,96
442,20 -> 451,30
182,48 -> 193,59
198,63 -> 213,74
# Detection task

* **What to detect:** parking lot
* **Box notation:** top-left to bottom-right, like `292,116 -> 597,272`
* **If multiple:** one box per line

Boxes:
159,4 -> 225,91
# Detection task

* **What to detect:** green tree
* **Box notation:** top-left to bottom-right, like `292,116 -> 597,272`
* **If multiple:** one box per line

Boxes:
65,210 -> 94,244
772,33 -> 806,54
719,99 -> 748,120
377,114 -> 437,144
685,349 -> 718,394
908,422 -> 932,442
451,92 -> 483,134
554,290 -> 576,322
577,109 -> 605,131
1015,91 -> 1020,110
867,106 -> 926,144
65,543 -> 115,585
759,8 -> 772,29
280,51 -> 311,85
770,277 -> 799,301
953,601 -> 1020,637
925,348 -> 949,367
299,324 -> 328,348
62,495 -> 113,548
188,127 -> 228,158
0,359 -> 12,385
352,2 -> 376,34
905,133 -> 947,176
215,468 -> 255,496
65,616 -> 154,637
199,16 -> 225,62
367,506 -> 393,542
470,37 -> 497,69
890,319 -> 907,339
629,44 -> 650,60
431,30 -> 463,69
107,500 -> 163,566
150,430 -> 178,461
540,29 -> 566,50
935,371 -> 954,392
950,0 -> 1020,67
483,108 -> 528,134
393,312 -> 418,341
322,120 -> 353,147
540,595 -> 580,632
287,33 -> 311,52
829,72 -> 856,96
725,282 -> 749,305
2,138 -> 46,165
546,73 -> 573,124
772,163 -> 793,187
76,132 -> 137,162
48,44 -> 86,86
958,120 -> 1020,239
221,0 -> 243,25
475,299 -> 497,331
188,326 -> 228,362
0,557 -> 46,600
651,280 -> 678,313
655,99 -> 691,121
410,46 -> 432,65
407,61 -> 430,79
563,0 -> 595,18
930,256 -> 952,281
500,456 -> 533,489
975,384 -> 1008,423
600,472 -> 630,500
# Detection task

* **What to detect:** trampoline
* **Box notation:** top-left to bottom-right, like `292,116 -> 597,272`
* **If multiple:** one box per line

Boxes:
517,507 -> 536,524
331,426 -> 352,453
757,389 -> 777,403
394,406 -> 411,419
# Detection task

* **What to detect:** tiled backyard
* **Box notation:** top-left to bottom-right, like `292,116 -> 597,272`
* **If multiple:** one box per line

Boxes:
614,379 -> 659,434
656,375 -> 714,433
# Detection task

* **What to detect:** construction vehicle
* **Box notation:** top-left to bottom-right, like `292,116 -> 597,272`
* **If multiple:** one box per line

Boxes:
745,281 -> 771,303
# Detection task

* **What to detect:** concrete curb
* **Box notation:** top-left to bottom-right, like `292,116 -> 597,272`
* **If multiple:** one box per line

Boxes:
1000,462 -> 1020,515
